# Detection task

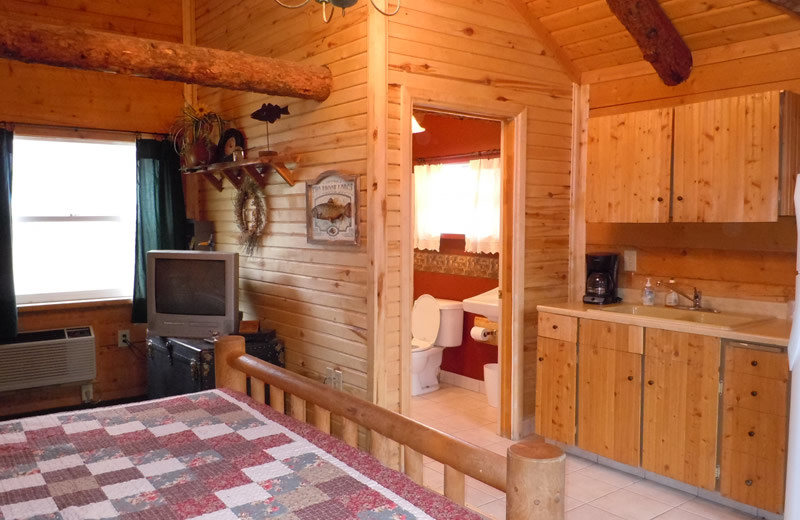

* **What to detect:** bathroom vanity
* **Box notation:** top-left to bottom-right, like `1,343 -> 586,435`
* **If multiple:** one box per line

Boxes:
535,303 -> 791,515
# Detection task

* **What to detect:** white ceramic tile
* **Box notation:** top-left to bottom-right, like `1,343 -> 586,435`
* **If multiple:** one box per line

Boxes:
654,509 -> 711,520
466,483 -> 498,508
455,427 -> 504,448
423,465 -> 444,492
678,498 -> 756,520
565,472 -> 620,503
476,498 -> 506,520
567,504 -> 626,520
566,454 -> 596,473
625,480 -> 695,507
483,441 -> 511,457
590,489 -> 673,520
565,496 -> 584,511
576,464 -> 642,488
466,476 -> 505,500
696,489 -> 758,517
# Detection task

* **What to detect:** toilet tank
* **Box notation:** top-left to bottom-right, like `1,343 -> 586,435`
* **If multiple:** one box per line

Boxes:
434,298 -> 464,347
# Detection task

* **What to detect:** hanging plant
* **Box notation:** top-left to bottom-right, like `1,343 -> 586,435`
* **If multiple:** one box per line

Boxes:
170,104 -> 226,168
234,176 -> 267,256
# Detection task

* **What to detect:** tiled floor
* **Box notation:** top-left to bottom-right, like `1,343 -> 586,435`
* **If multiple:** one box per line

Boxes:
410,384 -> 760,520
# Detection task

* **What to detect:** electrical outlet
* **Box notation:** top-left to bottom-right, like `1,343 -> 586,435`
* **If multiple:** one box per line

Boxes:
325,367 -> 334,387
332,369 -> 343,390
623,249 -> 637,272
117,329 -> 130,348
81,384 -> 93,404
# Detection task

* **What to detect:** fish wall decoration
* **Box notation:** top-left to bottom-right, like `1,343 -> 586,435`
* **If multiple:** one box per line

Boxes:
250,103 -> 290,151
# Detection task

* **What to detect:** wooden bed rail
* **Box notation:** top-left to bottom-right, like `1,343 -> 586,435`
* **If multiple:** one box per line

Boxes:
215,336 -> 565,519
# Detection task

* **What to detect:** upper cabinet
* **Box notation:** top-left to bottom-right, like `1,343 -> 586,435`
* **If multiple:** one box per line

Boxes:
586,91 -> 800,223
586,108 -> 673,223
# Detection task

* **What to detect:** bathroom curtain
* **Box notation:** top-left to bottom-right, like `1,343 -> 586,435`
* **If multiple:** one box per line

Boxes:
0,129 -> 16,340
413,158 -> 501,254
131,139 -> 187,323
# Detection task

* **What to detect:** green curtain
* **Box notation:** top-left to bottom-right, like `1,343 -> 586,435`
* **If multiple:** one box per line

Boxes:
0,129 -> 16,339
131,139 -> 187,323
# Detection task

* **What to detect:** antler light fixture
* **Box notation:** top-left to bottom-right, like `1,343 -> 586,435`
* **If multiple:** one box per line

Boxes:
274,0 -> 400,22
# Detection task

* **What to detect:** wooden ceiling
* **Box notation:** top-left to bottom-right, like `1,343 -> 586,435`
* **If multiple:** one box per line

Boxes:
522,0 -> 800,78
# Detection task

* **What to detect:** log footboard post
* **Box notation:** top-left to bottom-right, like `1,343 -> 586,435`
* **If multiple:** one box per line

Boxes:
215,336 -> 247,393
506,440 -> 565,520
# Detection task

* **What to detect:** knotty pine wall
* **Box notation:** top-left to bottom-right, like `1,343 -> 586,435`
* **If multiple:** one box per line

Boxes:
0,0 -> 184,133
194,2 -> 371,401
584,32 -> 800,305
387,0 -> 573,430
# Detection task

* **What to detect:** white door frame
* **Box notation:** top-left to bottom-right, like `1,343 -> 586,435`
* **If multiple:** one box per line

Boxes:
398,85 -> 527,439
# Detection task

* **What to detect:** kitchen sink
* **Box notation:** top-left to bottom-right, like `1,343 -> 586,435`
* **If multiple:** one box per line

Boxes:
586,303 -> 770,330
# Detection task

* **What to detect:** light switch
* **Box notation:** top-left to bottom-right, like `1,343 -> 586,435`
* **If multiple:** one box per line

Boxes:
623,250 -> 637,272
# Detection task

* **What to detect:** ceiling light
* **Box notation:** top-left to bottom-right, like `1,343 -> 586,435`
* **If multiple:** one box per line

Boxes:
274,0 -> 400,23
412,115 -> 426,134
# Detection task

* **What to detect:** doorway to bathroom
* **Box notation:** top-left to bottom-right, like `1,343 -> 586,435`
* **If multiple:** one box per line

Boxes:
398,87 -> 527,442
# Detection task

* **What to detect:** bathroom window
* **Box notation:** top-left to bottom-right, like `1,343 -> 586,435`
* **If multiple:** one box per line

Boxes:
414,158 -> 501,254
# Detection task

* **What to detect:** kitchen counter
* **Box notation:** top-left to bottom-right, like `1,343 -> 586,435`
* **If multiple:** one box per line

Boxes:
537,302 -> 792,348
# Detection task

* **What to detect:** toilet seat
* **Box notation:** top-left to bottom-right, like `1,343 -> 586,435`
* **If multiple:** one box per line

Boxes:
411,294 -> 440,350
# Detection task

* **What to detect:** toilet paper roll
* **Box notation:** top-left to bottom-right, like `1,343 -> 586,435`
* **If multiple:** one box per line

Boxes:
470,326 -> 493,342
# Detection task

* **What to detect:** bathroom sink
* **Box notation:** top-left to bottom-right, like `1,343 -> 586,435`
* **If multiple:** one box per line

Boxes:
587,304 -> 769,330
463,287 -> 500,321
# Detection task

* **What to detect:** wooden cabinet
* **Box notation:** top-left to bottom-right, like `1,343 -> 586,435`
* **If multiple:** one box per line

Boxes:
587,90 -> 800,223
577,320 -> 643,466
672,91 -> 800,222
720,344 -> 789,513
535,313 -> 577,445
586,108 -> 673,223
642,329 -> 721,490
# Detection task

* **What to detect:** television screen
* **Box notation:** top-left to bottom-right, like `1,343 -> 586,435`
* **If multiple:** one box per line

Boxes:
154,258 -> 227,316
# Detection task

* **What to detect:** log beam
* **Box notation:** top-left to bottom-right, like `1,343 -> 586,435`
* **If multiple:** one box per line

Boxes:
605,0 -> 693,86
0,19 -> 332,102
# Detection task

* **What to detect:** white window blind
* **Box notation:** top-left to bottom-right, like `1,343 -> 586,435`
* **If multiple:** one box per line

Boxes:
12,136 -> 136,304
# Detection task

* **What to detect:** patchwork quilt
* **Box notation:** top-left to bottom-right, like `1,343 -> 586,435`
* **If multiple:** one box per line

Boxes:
0,390 -> 482,520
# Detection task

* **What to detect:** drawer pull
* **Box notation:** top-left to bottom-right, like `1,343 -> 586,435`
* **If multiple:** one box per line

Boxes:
748,431 -> 755,437
677,195 -> 684,201
745,479 -> 753,487
627,376 -> 634,381
648,380 -> 655,386
657,196 -> 664,202
751,391 -> 758,397
751,360 -> 758,367
538,357 -> 544,362
552,324 -> 558,330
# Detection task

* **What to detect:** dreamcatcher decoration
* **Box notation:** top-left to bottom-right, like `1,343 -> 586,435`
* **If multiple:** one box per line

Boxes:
234,176 -> 267,256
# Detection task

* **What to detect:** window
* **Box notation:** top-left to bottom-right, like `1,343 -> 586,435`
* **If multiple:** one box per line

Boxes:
12,136 -> 136,304
414,158 -> 502,254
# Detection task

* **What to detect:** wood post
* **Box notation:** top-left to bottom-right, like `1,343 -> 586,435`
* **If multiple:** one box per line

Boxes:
270,387 -> 285,414
0,19 -> 332,101
605,0 -> 693,86
250,378 -> 266,404
214,336 -> 247,394
404,447 -> 424,485
290,395 -> 306,422
506,440 -> 566,520
312,405 -> 331,434
342,418 -> 358,448
444,465 -> 466,506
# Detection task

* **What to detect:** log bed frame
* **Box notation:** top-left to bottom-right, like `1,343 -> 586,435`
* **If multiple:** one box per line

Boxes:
214,336 -> 566,519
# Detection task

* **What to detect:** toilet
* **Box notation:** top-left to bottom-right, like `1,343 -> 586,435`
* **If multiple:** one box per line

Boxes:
410,294 -> 464,396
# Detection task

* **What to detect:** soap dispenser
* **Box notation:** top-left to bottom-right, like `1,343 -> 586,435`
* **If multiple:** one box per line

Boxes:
642,278 -> 655,306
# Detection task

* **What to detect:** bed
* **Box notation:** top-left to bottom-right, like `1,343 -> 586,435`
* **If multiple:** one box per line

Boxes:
0,336 -> 565,519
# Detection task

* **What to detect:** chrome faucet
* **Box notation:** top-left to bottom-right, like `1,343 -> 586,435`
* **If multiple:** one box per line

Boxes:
657,279 -> 717,312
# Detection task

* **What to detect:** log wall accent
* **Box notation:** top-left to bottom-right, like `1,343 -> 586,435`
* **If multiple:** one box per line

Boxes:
583,29 -> 800,306
387,0 -> 574,435
0,301 -> 147,418
194,0 -> 372,416
0,0 -> 184,133
0,18 -> 332,102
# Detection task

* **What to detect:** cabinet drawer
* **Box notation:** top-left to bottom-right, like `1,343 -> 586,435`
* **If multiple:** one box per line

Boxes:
723,371 -> 788,417
722,405 -> 787,461
579,319 -> 643,354
725,345 -> 788,381
720,449 -> 785,514
538,313 -> 577,342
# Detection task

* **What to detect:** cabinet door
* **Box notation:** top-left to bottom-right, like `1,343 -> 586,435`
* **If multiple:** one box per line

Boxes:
535,336 -> 577,445
586,108 -> 673,223
577,345 -> 641,466
673,92 -> 781,222
642,329 -> 721,490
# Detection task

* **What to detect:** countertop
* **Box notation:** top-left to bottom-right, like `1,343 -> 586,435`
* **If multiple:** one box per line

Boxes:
537,302 -> 792,348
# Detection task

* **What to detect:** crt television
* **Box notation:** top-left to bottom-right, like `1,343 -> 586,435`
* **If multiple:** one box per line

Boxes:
146,250 -> 239,338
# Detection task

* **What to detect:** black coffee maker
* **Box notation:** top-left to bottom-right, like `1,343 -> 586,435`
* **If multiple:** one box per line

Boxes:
583,253 -> 622,305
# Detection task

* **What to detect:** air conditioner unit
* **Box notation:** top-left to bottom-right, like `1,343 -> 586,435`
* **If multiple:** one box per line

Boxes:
0,326 -> 96,392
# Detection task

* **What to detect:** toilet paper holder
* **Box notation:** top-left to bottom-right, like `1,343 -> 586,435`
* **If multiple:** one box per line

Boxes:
471,317 -> 499,345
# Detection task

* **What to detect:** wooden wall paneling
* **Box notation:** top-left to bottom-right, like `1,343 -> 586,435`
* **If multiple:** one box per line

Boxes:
780,90 -> 800,216
569,84 -> 589,303
642,329 -> 721,490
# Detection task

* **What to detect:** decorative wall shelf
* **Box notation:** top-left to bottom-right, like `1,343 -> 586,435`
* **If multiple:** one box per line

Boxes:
183,152 -> 296,192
